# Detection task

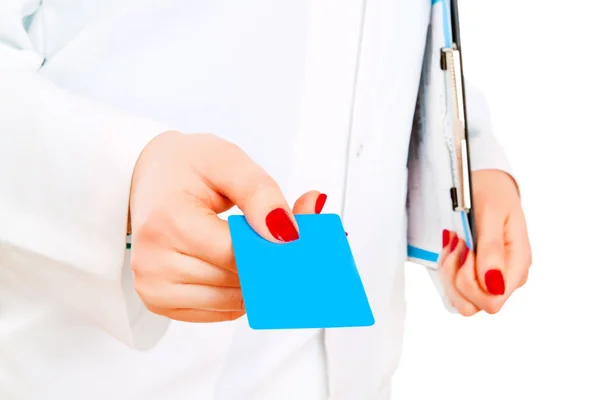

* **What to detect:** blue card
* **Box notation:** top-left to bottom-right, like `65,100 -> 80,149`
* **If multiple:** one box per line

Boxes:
228,213 -> 375,330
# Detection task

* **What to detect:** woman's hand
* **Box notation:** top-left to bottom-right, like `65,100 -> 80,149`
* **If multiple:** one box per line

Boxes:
438,170 -> 532,316
128,131 -> 326,323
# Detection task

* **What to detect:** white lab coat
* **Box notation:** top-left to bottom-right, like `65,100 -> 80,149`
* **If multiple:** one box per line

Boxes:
0,0 -> 512,399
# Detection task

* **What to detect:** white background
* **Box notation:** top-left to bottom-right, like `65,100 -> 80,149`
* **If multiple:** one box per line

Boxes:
393,0 -> 600,399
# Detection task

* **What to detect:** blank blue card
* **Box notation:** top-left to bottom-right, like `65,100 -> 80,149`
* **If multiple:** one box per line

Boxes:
228,213 -> 374,330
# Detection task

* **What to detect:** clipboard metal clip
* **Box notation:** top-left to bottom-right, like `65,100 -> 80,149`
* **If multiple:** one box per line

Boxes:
440,45 -> 472,213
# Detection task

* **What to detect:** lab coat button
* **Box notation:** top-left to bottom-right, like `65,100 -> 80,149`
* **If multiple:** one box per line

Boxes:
356,143 -> 364,158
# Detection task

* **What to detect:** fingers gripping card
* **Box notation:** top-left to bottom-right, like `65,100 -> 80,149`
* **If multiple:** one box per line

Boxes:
228,214 -> 375,330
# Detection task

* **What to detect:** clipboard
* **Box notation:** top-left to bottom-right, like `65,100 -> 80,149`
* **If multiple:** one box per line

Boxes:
406,0 -> 477,269
443,0 -> 477,250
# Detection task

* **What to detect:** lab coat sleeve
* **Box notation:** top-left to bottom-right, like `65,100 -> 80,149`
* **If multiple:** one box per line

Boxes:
0,1 -> 170,349
426,82 -> 516,313
463,82 -> 514,175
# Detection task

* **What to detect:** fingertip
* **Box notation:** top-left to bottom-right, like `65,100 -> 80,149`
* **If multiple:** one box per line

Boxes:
484,269 -> 506,295
315,193 -> 327,214
474,241 -> 506,294
438,230 -> 456,266
450,235 -> 459,252
292,190 -> 323,215
442,229 -> 450,247
265,207 -> 299,242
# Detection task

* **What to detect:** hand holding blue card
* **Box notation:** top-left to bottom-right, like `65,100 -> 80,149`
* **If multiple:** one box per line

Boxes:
229,213 -> 375,330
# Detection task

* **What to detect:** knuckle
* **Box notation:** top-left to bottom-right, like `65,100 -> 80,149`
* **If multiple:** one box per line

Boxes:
460,307 -> 478,317
483,300 -> 504,315
146,304 -> 168,317
130,252 -> 162,283
133,281 -> 155,306
524,250 -> 533,267
135,210 -> 174,246
130,254 -> 145,278
467,309 -> 479,317
130,256 -> 151,287
456,303 -> 477,317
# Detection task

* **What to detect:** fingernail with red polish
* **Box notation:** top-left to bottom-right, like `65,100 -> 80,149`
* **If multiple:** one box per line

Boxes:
265,208 -> 299,242
450,236 -> 459,251
442,229 -> 450,247
485,269 -> 506,295
345,232 -> 348,237
315,193 -> 327,214
459,249 -> 469,267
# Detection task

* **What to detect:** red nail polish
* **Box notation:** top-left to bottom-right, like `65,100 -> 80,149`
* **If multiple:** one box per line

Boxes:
459,249 -> 469,267
265,208 -> 299,242
442,229 -> 450,247
485,269 -> 506,295
345,232 -> 348,236
450,236 -> 459,251
315,193 -> 327,214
